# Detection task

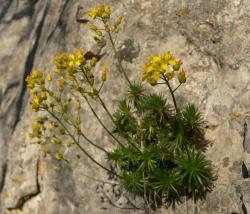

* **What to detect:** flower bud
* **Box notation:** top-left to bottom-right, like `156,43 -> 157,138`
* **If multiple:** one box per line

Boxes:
47,74 -> 52,81
178,70 -> 186,83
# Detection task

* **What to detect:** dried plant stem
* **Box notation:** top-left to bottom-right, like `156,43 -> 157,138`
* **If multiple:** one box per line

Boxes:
46,109 -> 116,175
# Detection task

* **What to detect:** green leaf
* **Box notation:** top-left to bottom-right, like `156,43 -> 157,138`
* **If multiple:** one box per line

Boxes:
176,149 -> 216,201
121,172 -> 145,194
151,169 -> 181,206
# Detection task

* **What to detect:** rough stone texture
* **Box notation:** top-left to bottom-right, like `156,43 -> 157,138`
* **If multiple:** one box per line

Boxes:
1,0 -> 250,213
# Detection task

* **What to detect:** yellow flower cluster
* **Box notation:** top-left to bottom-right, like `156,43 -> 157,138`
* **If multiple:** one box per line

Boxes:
26,70 -> 49,111
142,52 -> 186,85
31,93 -> 48,112
88,4 -> 123,39
26,70 -> 44,89
88,4 -> 111,20
54,50 -> 85,73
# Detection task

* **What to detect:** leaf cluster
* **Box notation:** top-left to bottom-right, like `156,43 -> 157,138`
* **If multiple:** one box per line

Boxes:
108,83 -> 216,208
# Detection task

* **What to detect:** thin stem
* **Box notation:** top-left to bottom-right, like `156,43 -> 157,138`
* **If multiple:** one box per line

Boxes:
46,89 -> 108,154
46,109 -> 114,174
73,78 -> 123,147
162,75 -> 179,115
84,95 -> 124,148
107,31 -> 132,86
98,81 -> 104,93
97,94 -> 116,124
173,83 -> 182,93
78,69 -> 116,125
69,119 -> 109,154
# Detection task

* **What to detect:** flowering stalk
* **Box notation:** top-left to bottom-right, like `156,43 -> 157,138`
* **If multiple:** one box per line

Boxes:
46,109 -> 112,173
162,74 -> 179,115
46,88 -> 109,154
84,95 -> 124,148
72,77 -> 123,147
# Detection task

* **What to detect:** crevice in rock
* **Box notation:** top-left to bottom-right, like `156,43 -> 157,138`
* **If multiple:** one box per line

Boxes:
0,163 -> 7,193
7,159 -> 41,211
240,195 -> 248,214
46,0 -> 71,43
242,162 -> 250,178
243,120 -> 248,152
0,0 -> 13,21
12,1 -> 49,132
3,80 -> 20,97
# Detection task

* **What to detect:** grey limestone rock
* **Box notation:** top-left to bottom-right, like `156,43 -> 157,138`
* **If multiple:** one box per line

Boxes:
1,0 -> 250,213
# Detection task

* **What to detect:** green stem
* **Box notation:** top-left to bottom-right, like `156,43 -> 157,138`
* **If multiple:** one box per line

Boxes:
46,109 -> 113,174
97,95 -> 116,124
79,69 -> 116,125
173,83 -> 182,93
84,95 -> 124,148
163,75 -> 179,115
73,79 -> 123,148
107,31 -> 132,86
46,89 -> 108,154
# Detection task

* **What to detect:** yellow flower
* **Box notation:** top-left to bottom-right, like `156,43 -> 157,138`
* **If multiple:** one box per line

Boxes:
160,61 -> 168,72
47,74 -> 52,81
178,69 -> 187,83
114,27 -> 119,33
105,24 -> 111,32
40,92 -> 47,101
88,4 -> 111,20
26,70 -> 44,89
142,51 -> 182,84
54,53 -> 69,69
104,5 -> 111,19
33,96 -> 40,105
34,117 -> 46,124
150,55 -> 161,64
32,123 -> 41,132
55,152 -> 63,161
58,77 -> 66,91
88,8 -> 99,19
52,136 -> 62,145
76,50 -> 85,65
115,16 -> 122,26
163,51 -> 173,61
32,70 -> 43,79
166,71 -> 175,80
47,122 -> 55,131
67,94 -> 72,102
169,59 -> 182,71
30,89 -> 37,95
101,61 -> 109,81
90,57 -> 98,67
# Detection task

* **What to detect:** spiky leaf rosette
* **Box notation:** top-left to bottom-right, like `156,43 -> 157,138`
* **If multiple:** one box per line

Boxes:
127,82 -> 146,111
107,146 -> 140,171
182,104 -> 205,140
176,150 -> 216,201
121,172 -> 145,195
141,94 -> 173,124
151,169 -> 181,206
113,99 -> 138,138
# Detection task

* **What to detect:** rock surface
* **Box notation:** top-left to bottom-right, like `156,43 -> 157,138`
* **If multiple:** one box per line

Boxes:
0,0 -> 250,213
